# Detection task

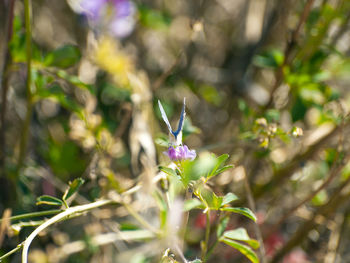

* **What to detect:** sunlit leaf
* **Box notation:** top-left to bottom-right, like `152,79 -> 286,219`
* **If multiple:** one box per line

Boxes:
220,238 -> 259,263
184,198 -> 204,211
207,154 -> 229,179
221,192 -> 239,206
223,228 -> 260,249
221,207 -> 257,222
62,178 -> 85,201
197,186 -> 223,210
36,195 -> 63,206
159,166 -> 177,177
215,165 -> 234,176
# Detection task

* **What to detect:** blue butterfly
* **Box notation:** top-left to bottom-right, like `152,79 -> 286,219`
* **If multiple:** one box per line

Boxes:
158,98 -> 186,146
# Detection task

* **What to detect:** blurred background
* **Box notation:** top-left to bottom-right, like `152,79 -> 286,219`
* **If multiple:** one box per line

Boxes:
1,0 -> 350,262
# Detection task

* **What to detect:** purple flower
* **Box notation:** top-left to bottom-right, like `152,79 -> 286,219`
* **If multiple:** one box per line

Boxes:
81,0 -> 106,20
164,145 -> 196,161
80,0 -> 135,38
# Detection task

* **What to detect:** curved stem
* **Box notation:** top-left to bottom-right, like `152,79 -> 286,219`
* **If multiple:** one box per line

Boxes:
22,200 -> 114,263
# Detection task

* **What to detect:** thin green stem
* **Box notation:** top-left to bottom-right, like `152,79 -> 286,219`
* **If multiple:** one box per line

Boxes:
0,209 -> 62,223
0,243 -> 24,262
18,0 -> 33,169
201,210 -> 211,262
179,189 -> 192,250
205,239 -> 219,260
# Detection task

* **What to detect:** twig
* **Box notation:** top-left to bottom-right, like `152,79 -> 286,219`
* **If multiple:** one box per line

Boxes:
324,213 -> 343,263
269,176 -> 350,263
264,0 -> 315,109
152,52 -> 183,91
0,0 -> 15,173
269,154 -> 349,232
253,122 -> 346,200
0,209 -> 11,247
21,199 -> 114,263
18,0 -> 33,169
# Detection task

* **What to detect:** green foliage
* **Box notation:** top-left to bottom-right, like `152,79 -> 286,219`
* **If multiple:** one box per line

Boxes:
62,178 -> 85,201
222,228 -> 259,249
139,6 -> 171,30
220,238 -> 259,263
221,207 -> 257,222
253,49 -> 284,69
36,195 -> 63,206
44,45 -> 81,69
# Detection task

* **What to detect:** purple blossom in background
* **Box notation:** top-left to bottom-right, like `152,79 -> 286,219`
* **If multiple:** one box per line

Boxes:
80,0 -> 136,38
164,145 -> 196,162
80,0 -> 106,19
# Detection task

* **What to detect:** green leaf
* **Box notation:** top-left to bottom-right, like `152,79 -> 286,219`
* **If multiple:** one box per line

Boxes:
223,228 -> 260,249
139,6 -> 171,31
182,153 -> 218,185
34,84 -> 84,118
207,154 -> 229,179
197,186 -> 223,210
45,45 -> 81,68
220,238 -> 259,263
56,70 -> 94,94
253,49 -> 284,69
215,165 -> 234,175
159,166 -> 177,177
221,192 -> 239,206
184,198 -> 204,211
221,207 -> 257,222
62,178 -> 85,201
36,195 -> 63,206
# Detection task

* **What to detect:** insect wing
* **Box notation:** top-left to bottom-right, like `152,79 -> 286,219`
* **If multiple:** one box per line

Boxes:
158,100 -> 173,134
172,98 -> 186,138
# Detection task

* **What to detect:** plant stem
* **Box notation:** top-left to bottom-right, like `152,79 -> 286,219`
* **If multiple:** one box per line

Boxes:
263,0 -> 315,109
18,0 -> 33,170
21,199 -> 114,263
0,0 -> 15,174
0,243 -> 24,262
0,209 -> 62,223
179,188 -> 192,250
201,210 -> 211,262
205,239 -> 219,260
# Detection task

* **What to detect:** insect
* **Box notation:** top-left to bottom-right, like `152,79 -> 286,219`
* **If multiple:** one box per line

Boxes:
158,98 -> 186,146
